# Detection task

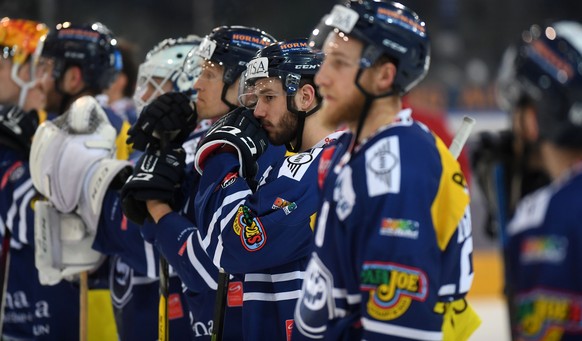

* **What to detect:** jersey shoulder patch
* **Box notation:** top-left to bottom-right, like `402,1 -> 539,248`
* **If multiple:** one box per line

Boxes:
278,148 -> 323,181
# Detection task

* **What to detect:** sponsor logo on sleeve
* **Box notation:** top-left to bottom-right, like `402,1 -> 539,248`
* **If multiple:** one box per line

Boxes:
361,262 -> 428,321
232,206 -> 267,251
227,281 -> 243,307
379,218 -> 420,239
520,236 -> 568,264
272,197 -> 297,215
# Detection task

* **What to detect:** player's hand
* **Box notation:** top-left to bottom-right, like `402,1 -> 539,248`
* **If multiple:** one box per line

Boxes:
127,92 -> 197,151
0,105 -> 40,155
121,144 -> 186,225
194,107 -> 268,181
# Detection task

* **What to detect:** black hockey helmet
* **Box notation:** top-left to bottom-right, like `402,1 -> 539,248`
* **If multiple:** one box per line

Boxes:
497,21 -> 582,148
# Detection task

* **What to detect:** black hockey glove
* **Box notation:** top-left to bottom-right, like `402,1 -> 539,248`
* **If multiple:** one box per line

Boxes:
0,105 -> 39,155
127,92 -> 197,151
194,107 -> 268,182
121,144 -> 186,225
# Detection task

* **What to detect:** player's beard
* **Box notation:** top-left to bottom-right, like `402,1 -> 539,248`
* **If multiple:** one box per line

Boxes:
268,110 -> 298,146
319,87 -> 366,131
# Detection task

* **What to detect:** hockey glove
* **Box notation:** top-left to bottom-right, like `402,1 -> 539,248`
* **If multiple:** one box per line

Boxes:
127,92 -> 197,151
0,105 -> 40,155
121,144 -> 186,225
194,107 -> 268,181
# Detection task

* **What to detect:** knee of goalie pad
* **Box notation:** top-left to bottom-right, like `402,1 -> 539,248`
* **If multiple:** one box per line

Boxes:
30,96 -> 118,213
34,201 -> 105,286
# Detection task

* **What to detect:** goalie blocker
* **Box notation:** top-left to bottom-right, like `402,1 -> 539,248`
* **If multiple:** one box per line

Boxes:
30,96 -> 132,285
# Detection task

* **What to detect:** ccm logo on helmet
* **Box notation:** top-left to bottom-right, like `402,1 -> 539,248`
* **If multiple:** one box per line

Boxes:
295,65 -> 317,70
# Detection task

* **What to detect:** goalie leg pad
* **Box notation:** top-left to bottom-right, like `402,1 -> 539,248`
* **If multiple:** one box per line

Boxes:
34,201 -> 104,286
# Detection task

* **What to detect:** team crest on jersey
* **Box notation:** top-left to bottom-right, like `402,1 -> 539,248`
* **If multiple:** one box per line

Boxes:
379,218 -> 419,239
295,254 -> 335,338
515,289 -> 582,339
272,197 -> 297,215
232,205 -> 267,251
520,236 -> 568,264
279,149 -> 321,181
361,262 -> 428,321
365,136 -> 401,197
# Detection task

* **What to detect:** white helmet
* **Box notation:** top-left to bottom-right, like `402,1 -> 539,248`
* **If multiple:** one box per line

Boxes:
133,35 -> 202,114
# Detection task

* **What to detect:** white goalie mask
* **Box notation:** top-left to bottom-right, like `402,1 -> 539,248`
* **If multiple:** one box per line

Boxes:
133,35 -> 203,115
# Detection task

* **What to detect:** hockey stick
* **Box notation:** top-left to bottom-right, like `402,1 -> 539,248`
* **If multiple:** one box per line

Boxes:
449,116 -> 476,159
0,225 -> 11,336
79,271 -> 88,341
211,268 -> 229,341
158,132 -> 171,341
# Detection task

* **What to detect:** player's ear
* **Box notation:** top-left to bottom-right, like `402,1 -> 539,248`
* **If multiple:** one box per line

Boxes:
522,106 -> 539,142
296,84 -> 316,111
62,66 -> 84,93
376,61 -> 396,94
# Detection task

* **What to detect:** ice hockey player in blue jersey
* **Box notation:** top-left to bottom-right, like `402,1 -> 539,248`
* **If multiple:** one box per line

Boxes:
293,1 -> 480,340
121,26 -> 283,339
97,35 -> 203,341
497,21 -> 582,341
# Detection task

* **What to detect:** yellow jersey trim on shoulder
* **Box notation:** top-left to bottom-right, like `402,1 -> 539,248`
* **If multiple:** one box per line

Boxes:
430,134 -> 470,251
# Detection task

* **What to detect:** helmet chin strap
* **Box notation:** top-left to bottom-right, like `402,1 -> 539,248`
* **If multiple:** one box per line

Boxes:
351,67 -> 397,153
285,96 -> 321,153
220,82 -> 238,112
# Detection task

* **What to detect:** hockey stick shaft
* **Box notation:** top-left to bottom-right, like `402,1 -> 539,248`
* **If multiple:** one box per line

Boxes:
211,268 -> 229,341
158,132 -> 171,341
449,116 -> 476,159
0,227 -> 11,336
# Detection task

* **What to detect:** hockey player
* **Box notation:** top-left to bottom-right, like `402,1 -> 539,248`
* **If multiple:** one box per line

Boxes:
293,1 -> 479,340
96,36 -> 202,340
120,27 -> 286,339
163,38 -> 341,340
0,18 -> 88,340
30,21 -> 127,340
498,21 -> 582,340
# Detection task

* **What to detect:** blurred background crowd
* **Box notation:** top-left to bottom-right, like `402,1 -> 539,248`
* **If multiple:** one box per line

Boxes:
4,0 -> 582,113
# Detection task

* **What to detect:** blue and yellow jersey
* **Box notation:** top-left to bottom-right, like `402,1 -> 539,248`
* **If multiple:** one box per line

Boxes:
294,109 -> 475,340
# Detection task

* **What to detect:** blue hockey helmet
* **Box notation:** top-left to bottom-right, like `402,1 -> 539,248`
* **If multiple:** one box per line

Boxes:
41,22 -> 122,92
497,21 -> 582,148
184,25 -> 276,110
309,0 -> 430,95
238,38 -> 323,151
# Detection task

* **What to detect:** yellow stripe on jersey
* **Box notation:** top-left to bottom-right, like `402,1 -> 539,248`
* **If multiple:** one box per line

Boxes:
309,213 -> 317,231
434,298 -> 481,341
115,120 -> 133,160
430,135 -> 470,251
